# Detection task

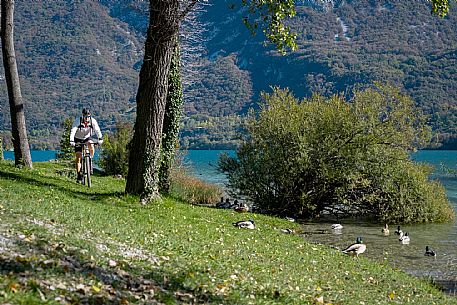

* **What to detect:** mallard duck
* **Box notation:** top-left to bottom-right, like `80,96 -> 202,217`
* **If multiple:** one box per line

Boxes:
399,232 -> 410,244
217,197 -> 232,209
394,225 -> 403,236
233,219 -> 255,230
381,224 -> 390,236
331,224 -> 343,230
342,237 -> 366,256
234,201 -> 249,213
425,246 -> 436,257
280,228 -> 295,234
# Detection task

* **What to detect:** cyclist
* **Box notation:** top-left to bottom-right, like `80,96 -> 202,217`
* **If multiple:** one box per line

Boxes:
69,108 -> 103,183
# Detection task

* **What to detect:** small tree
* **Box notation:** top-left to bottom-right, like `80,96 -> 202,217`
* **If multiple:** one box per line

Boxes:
56,118 -> 74,161
219,84 -> 455,223
99,122 -> 133,177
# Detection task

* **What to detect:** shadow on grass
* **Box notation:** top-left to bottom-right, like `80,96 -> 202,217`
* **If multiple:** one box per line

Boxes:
434,279 -> 457,296
0,169 -> 125,203
0,237 -> 244,304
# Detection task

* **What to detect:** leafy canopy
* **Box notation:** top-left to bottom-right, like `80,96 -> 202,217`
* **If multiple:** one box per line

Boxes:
430,0 -> 453,17
219,84 -> 455,223
242,0 -> 454,53
242,0 -> 297,53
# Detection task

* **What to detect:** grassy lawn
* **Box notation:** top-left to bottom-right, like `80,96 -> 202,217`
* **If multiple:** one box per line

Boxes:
0,161 -> 455,304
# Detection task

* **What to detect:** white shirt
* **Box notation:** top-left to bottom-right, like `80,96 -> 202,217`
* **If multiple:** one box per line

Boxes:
69,116 -> 102,142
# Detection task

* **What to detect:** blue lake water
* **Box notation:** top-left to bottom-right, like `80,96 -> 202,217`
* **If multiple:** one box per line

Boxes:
3,149 -> 457,290
5,149 -> 452,193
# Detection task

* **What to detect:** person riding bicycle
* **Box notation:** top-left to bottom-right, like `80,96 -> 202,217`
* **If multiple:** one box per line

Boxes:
69,108 -> 103,183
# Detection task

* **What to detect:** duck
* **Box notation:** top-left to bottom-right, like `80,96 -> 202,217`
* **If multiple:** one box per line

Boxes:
342,237 -> 366,257
425,246 -> 436,257
381,224 -> 390,236
398,232 -> 410,244
217,197 -> 232,209
280,228 -> 295,234
233,219 -> 255,230
331,224 -> 343,230
234,200 -> 249,213
394,225 -> 403,236
285,216 -> 295,222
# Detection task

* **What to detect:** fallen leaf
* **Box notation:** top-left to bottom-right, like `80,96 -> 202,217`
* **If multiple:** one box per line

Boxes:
9,283 -> 19,293
92,285 -> 101,293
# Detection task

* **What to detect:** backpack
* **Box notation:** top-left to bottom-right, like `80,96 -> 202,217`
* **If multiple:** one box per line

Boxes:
78,116 -> 94,134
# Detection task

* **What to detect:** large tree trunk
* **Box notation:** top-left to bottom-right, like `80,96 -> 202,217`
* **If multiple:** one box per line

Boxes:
159,35 -> 183,194
1,0 -> 32,168
125,0 -> 179,201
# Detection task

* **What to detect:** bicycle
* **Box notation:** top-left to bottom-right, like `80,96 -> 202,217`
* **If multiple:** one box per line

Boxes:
75,140 -> 99,187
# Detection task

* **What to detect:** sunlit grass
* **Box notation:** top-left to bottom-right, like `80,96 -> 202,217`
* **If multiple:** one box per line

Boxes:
0,161 -> 455,304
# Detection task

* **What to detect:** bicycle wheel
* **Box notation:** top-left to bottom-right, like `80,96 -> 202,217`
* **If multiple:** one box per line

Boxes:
85,156 -> 92,188
81,154 -> 86,185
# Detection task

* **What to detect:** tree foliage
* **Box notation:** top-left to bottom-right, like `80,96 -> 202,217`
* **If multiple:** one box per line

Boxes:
241,0 -> 297,53
219,85 -> 455,223
430,0 -> 454,17
56,118 -> 73,161
99,121 -> 132,177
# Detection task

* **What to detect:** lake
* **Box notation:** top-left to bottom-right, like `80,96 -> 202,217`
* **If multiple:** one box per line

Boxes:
3,149 -> 457,292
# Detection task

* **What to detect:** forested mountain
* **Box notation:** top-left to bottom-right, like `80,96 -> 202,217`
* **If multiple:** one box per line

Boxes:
0,0 -> 456,149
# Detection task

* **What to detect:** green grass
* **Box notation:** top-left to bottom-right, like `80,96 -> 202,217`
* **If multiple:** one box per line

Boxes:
0,161 -> 455,304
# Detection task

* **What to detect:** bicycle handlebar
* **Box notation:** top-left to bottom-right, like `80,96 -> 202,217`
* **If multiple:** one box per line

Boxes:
74,139 -> 101,147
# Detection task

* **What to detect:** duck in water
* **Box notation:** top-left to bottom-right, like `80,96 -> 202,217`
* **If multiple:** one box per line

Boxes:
425,246 -> 436,257
381,224 -> 390,236
399,232 -> 410,244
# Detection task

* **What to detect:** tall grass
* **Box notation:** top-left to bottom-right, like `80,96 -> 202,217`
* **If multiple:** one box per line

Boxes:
169,152 -> 222,205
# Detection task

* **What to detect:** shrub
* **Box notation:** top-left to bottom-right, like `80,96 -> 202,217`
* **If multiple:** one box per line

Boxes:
219,84 -> 455,223
99,122 -> 132,177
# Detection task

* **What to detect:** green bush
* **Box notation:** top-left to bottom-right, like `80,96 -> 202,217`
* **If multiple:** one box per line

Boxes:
219,84 -> 455,223
99,122 -> 132,177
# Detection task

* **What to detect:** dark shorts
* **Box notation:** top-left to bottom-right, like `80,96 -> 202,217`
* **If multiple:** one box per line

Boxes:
74,138 -> 91,153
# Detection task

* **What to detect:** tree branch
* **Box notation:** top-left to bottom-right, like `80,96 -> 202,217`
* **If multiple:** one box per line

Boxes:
179,0 -> 198,21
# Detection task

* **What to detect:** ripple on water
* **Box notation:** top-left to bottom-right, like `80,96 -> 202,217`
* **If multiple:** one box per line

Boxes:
301,220 -> 457,294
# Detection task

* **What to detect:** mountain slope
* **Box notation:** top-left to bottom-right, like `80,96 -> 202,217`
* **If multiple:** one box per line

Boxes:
0,0 -> 456,149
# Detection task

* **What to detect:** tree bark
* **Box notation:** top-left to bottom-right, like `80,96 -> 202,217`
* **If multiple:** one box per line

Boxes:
125,0 -> 179,201
1,0 -> 32,168
159,35 -> 183,194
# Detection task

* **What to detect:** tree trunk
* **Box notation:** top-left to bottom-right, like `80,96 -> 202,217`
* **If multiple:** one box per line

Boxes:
1,0 -> 32,168
159,35 -> 183,194
125,0 -> 179,201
